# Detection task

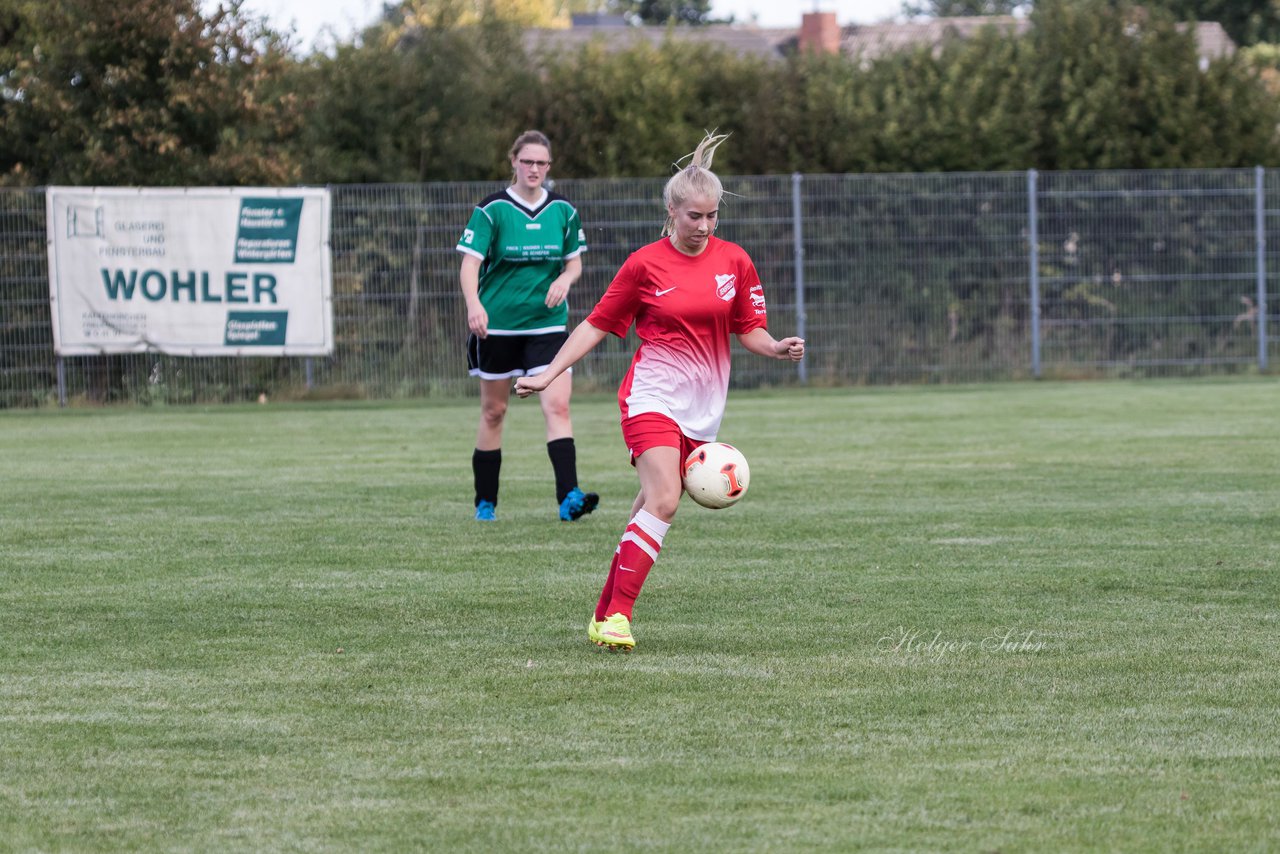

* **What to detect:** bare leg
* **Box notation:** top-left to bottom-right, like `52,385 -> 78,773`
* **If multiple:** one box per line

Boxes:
475,378 -> 511,450
537,370 -> 574,442
633,446 -> 683,523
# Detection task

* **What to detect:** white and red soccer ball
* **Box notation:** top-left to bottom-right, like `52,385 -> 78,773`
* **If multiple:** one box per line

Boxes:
682,442 -> 750,509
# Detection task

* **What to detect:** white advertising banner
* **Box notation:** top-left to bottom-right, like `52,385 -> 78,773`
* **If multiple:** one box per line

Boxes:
46,187 -> 334,356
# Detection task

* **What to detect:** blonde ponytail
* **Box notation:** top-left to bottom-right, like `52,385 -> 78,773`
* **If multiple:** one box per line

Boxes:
662,131 -> 729,236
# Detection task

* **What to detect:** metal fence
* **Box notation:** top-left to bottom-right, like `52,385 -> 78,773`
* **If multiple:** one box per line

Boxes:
1,169 -> 1275,407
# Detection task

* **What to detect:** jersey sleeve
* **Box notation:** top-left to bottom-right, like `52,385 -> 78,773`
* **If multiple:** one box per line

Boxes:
563,206 -> 587,260
456,205 -> 493,260
731,254 -> 767,334
587,254 -> 644,338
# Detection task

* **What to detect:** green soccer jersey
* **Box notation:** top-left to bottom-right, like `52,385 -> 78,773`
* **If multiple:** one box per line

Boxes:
456,187 -> 587,334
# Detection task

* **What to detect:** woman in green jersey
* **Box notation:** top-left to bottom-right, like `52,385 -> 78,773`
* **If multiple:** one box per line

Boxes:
456,130 -> 598,523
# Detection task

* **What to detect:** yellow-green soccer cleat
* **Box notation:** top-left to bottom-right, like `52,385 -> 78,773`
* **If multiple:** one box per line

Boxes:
596,613 -> 635,652
588,618 -> 606,647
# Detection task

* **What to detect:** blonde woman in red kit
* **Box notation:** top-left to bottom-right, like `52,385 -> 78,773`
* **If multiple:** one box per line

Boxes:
516,133 -> 805,652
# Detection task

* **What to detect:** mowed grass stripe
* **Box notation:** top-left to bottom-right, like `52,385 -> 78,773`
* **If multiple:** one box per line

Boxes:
1,379 -> 1277,852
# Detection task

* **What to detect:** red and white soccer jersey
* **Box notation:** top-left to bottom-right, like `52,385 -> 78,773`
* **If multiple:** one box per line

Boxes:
587,235 -> 768,442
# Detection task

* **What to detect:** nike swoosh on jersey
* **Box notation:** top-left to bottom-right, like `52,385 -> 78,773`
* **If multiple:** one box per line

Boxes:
655,286 -> 677,296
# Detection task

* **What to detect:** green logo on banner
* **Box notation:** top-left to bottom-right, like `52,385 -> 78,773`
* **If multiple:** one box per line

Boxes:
225,311 -> 289,346
235,198 -> 303,263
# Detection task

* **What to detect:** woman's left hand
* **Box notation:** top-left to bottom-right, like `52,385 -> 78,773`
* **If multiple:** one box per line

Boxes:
775,337 -> 806,361
545,281 -> 569,308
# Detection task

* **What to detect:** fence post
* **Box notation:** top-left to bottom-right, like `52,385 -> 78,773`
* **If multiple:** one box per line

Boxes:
57,357 -> 67,407
1256,165 -> 1269,372
1028,169 -> 1041,378
791,172 -> 808,385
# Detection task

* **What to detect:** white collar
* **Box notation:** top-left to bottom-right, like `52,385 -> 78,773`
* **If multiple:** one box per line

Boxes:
506,186 -> 547,210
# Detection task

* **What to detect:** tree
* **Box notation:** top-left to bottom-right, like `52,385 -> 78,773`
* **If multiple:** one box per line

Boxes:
390,0 -> 569,29
381,0 -> 618,30
288,12 -> 528,183
1142,0 -> 1280,47
902,0 -> 1031,16
610,0 -> 715,26
1241,42 -> 1280,97
0,0 -> 302,186
858,28 -> 1037,172
905,0 -> 1280,45
529,39 -> 734,177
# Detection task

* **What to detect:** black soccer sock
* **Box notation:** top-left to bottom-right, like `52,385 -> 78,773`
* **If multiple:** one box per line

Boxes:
546,437 -> 578,503
473,448 -> 501,507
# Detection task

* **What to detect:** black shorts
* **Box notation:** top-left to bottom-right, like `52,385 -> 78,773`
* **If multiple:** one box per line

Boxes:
467,331 -> 569,380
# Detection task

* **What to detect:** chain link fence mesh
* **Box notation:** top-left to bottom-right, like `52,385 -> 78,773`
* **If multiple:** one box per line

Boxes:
2,170 -> 1275,408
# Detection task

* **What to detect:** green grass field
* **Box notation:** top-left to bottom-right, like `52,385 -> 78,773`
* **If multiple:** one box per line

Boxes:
2,379 -> 1278,852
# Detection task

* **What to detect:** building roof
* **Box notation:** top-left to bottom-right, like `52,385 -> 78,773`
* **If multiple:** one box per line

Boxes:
524,23 -> 796,61
842,17 -> 1235,64
843,16 -> 1026,61
1186,21 -> 1237,61
525,16 -> 1236,66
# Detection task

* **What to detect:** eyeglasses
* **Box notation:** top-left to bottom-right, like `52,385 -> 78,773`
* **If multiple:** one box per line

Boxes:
518,159 -> 551,169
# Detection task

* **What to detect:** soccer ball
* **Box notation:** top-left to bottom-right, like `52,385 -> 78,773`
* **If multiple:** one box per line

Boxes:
682,442 -> 750,509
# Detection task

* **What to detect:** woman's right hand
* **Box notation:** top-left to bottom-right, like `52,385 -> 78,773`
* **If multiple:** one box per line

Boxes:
513,374 -> 549,398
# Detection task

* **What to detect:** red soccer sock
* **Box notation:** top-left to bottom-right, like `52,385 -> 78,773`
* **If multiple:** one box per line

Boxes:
594,546 -> 622,623
605,509 -> 670,620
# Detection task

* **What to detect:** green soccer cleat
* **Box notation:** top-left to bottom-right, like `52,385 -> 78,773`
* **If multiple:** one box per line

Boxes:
588,618 -> 606,647
596,612 -> 635,652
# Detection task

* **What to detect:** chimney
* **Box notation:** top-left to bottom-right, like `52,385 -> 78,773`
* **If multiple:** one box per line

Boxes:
799,12 -> 840,55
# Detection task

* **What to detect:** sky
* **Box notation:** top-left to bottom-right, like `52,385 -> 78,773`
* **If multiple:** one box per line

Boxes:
211,0 -> 907,51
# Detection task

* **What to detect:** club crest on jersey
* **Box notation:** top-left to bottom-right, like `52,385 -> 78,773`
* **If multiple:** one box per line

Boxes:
715,273 -> 736,301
